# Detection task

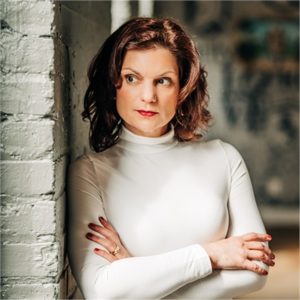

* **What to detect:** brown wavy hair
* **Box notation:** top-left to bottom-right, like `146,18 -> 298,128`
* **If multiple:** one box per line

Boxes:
82,17 -> 211,152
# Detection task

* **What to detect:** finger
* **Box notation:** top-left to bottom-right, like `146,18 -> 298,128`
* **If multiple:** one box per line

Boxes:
247,250 -> 267,261
86,232 -> 117,252
243,260 -> 268,275
99,217 -> 117,232
263,259 -> 275,267
246,241 -> 276,263
94,248 -> 117,263
88,223 -> 118,242
243,233 -> 272,242
246,250 -> 275,266
246,242 -> 272,255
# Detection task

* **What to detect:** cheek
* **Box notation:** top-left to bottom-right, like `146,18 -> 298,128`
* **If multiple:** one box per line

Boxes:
115,92 -> 124,117
116,87 -> 132,113
168,102 -> 177,118
158,100 -> 177,122
116,98 -> 128,119
163,91 -> 179,116
116,85 -> 138,103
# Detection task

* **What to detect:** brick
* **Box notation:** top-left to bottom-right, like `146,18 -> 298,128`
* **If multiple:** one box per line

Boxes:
1,160 -> 54,195
1,73 -> 54,115
1,200 -> 56,243
1,242 -> 59,277
2,34 -> 54,74
1,1 -> 68,298
1,283 -> 59,299
1,119 -> 54,160
3,1 -> 54,36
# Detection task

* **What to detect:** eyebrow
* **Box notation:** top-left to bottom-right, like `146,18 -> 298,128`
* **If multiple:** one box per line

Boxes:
122,67 -> 177,77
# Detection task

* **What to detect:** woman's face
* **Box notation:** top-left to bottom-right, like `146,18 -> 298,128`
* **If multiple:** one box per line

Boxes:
116,47 -> 180,137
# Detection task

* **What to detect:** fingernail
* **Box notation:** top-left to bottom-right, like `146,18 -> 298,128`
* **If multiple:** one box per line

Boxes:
267,235 -> 272,240
86,233 -> 92,238
99,216 -> 105,221
88,223 -> 93,228
264,271 -> 268,276
100,217 -> 108,224
94,248 -> 100,252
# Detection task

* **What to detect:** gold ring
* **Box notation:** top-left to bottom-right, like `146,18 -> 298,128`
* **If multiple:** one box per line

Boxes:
111,244 -> 120,256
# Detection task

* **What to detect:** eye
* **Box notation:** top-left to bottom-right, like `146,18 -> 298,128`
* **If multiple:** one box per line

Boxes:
125,74 -> 138,84
157,77 -> 172,86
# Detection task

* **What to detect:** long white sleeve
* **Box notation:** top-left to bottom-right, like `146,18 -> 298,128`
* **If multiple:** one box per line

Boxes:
67,156 -> 212,299
67,129 -> 268,299
166,141 -> 268,299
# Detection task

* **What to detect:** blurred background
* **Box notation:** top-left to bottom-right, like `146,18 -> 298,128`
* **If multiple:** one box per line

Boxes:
1,0 -> 298,299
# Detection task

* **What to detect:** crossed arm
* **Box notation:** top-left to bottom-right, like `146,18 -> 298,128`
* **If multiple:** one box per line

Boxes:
67,143 -> 275,299
85,219 -> 273,299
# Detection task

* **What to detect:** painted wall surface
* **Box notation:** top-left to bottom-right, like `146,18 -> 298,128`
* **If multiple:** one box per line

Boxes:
1,1 -> 67,298
54,1 -> 112,298
57,1 -> 111,162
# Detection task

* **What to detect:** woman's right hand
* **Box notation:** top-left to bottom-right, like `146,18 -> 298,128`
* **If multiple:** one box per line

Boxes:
203,233 -> 275,275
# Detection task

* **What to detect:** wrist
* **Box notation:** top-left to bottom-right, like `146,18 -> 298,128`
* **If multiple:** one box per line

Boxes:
202,244 -> 218,269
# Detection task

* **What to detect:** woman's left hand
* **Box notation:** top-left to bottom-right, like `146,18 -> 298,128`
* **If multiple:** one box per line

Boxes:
86,216 -> 132,262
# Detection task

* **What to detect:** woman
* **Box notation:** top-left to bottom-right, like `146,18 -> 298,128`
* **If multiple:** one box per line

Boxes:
68,17 -> 275,299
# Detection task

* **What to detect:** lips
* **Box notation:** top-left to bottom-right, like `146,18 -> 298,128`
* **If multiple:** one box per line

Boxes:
136,110 -> 158,117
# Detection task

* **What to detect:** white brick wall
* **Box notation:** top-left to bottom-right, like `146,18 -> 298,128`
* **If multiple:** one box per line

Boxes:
1,0 -> 67,298
3,1 -> 54,35
2,243 -> 60,277
1,161 -> 54,195
1,1 -> 114,298
1,120 -> 54,160
3,36 -> 54,74
1,284 -> 61,300
1,74 -> 54,115
1,197 -> 56,242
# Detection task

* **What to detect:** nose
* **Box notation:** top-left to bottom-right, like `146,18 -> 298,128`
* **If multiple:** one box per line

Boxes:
141,81 -> 157,103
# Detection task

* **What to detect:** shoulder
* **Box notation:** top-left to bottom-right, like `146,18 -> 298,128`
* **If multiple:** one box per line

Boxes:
70,154 -> 92,172
184,139 -> 244,168
69,149 -> 116,178
214,139 -> 243,162
70,150 -> 111,169
187,138 -> 242,157
68,154 -> 103,200
207,140 -> 248,179
68,153 -> 107,194
69,153 -> 99,179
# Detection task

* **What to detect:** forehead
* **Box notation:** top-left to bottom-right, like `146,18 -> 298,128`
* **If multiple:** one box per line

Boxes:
122,47 -> 179,75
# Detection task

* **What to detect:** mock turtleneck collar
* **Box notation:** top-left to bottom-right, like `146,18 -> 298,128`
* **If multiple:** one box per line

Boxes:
117,125 -> 178,154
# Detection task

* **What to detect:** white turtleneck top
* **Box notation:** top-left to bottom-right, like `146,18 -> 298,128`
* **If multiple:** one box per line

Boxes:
68,126 -> 267,299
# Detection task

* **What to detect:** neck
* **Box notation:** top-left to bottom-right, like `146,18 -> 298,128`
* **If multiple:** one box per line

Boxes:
122,123 -> 170,138
117,125 -> 178,154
